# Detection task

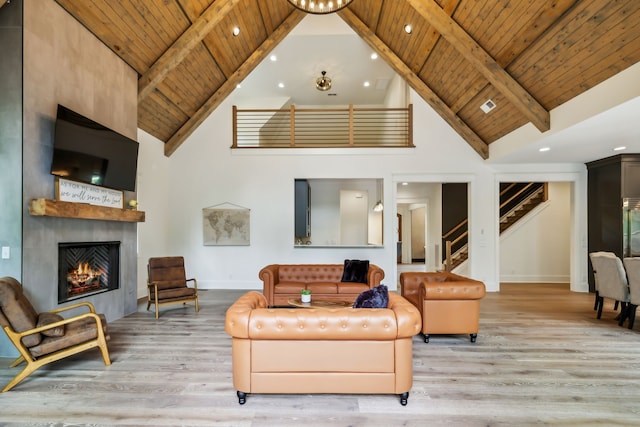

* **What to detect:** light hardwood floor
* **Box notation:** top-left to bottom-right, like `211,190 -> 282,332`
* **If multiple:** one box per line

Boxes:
1,283 -> 639,426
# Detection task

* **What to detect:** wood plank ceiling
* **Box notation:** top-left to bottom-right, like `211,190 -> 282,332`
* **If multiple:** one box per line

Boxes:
54,0 -> 640,159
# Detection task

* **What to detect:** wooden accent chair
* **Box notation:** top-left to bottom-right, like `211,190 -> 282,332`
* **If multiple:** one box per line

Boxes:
147,256 -> 199,319
0,276 -> 111,392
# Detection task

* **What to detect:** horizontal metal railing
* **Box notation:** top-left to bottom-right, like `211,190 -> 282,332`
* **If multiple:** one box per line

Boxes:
232,104 -> 413,148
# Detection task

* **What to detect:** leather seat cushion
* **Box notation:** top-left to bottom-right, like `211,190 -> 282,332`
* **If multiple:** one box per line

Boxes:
337,283 -> 370,294
29,314 -> 109,358
151,287 -> 196,300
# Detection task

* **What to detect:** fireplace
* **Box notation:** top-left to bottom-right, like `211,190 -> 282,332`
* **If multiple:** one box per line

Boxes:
58,241 -> 120,303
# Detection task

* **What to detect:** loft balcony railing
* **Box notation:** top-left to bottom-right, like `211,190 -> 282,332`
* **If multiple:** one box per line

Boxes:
232,104 -> 413,148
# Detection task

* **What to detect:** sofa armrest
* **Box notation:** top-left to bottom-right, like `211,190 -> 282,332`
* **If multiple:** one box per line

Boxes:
420,281 -> 486,300
367,264 -> 385,288
388,293 -> 421,338
258,265 -> 279,305
225,291 -> 267,338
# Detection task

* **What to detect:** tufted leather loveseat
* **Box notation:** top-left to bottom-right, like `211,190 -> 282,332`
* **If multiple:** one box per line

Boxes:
400,271 -> 486,343
224,290 -> 421,405
259,263 -> 384,307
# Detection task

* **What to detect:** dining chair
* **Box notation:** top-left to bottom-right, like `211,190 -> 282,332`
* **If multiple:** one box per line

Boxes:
622,257 -> 640,329
588,252 -> 629,322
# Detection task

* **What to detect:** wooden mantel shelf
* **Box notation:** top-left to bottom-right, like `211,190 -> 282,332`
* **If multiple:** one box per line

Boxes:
29,199 -> 145,222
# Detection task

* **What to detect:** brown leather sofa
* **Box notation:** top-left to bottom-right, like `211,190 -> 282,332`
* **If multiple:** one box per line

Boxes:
400,271 -> 486,343
224,290 -> 421,405
259,263 -> 384,306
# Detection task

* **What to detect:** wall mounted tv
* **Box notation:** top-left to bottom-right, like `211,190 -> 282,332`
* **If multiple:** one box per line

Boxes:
51,105 -> 139,192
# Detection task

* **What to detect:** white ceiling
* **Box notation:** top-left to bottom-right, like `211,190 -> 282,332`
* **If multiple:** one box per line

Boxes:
232,12 -> 640,166
232,13 -> 398,107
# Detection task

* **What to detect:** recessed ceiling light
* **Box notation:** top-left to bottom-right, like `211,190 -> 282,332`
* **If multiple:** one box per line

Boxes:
278,82 -> 284,88
236,84 -> 241,89
363,81 -> 370,87
404,24 -> 412,34
539,147 -> 550,152
371,52 -> 378,60
270,55 -> 277,62
232,26 -> 240,37
613,146 -> 627,151
401,182 -> 408,186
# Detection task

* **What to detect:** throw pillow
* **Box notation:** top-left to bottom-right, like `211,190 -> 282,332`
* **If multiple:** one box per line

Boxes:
341,259 -> 370,283
37,312 -> 65,337
353,284 -> 389,308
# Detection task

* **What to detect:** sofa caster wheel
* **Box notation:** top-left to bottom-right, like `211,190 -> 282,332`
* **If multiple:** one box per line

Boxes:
423,334 -> 430,343
470,333 -> 477,343
400,392 -> 409,406
237,391 -> 247,405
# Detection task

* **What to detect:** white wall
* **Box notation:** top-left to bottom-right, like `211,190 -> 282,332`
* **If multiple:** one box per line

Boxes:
500,182 -> 571,282
136,90 -> 590,294
135,132 -> 172,296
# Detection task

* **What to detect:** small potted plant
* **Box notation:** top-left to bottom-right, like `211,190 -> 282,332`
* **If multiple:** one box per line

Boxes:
300,289 -> 311,303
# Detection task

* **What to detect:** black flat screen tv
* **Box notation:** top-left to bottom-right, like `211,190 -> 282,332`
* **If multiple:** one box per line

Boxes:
51,105 -> 139,192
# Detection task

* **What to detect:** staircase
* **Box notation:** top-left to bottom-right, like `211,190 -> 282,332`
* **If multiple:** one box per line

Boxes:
443,183 -> 547,271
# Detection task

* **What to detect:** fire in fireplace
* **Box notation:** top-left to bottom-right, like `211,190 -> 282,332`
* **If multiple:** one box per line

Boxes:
58,241 -> 120,303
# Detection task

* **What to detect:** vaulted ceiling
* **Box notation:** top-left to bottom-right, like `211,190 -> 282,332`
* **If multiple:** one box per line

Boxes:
54,0 -> 640,159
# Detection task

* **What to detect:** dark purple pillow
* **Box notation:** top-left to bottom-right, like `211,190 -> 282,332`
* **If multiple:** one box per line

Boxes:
353,284 -> 389,308
341,259 -> 369,283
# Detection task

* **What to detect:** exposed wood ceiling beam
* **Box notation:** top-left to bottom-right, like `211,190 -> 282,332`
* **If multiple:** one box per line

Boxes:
0,1 -> 7,10
138,0 -> 241,103
338,8 -> 489,159
164,10 -> 306,156
407,0 -> 550,133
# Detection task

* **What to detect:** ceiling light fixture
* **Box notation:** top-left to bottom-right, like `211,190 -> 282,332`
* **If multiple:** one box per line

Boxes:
613,146 -> 627,151
404,24 -> 413,34
232,26 -> 240,36
287,0 -> 354,14
316,71 -> 332,91
539,147 -> 550,152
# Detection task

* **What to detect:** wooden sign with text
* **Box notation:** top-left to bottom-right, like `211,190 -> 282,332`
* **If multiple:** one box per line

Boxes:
55,178 -> 124,209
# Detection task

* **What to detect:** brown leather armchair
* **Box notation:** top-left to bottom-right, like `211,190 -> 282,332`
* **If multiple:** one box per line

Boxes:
400,271 -> 486,343
147,256 -> 199,319
0,276 -> 111,392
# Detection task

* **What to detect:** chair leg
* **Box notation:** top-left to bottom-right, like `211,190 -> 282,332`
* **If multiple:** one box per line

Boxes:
8,356 -> 25,368
2,360 -> 40,392
195,297 -> 199,313
593,291 -> 599,311
614,300 -> 619,311
628,304 -> 637,330
596,296 -> 604,319
470,333 -> 477,343
618,302 -> 629,326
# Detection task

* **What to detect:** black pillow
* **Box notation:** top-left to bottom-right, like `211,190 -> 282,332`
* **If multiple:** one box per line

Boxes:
341,259 -> 369,283
353,284 -> 389,308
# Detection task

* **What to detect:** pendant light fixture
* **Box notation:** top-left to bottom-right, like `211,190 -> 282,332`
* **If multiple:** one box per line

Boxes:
287,0 -> 354,15
315,71 -> 332,91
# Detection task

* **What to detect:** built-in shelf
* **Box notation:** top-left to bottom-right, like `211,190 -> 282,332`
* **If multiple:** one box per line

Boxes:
29,199 -> 145,222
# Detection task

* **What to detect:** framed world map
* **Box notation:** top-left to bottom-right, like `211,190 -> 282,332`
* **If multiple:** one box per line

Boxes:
202,204 -> 250,246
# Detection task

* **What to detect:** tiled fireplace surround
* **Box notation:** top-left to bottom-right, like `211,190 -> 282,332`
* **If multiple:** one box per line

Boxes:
23,215 -> 139,323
